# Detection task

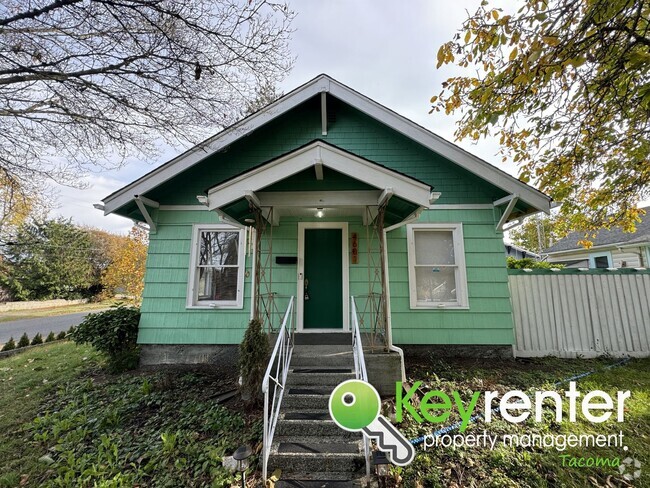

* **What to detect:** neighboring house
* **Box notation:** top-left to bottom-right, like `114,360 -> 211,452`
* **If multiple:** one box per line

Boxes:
504,242 -> 540,260
99,74 -> 551,374
544,207 -> 650,269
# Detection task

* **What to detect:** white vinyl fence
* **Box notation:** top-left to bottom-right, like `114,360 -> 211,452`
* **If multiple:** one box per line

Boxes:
508,270 -> 650,358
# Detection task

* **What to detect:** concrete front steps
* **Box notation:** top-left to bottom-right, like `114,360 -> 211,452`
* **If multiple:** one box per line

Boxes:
269,335 -> 367,486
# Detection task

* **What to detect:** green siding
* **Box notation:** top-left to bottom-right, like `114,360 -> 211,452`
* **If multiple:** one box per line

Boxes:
142,96 -> 508,208
134,94 -> 516,346
139,210 -> 255,344
139,208 -> 514,346
389,209 -> 514,345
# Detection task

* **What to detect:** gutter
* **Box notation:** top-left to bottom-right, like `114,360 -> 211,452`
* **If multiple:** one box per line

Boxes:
381,212 -> 423,382
545,240 -> 650,257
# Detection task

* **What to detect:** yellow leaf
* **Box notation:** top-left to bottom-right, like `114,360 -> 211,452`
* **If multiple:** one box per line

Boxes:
430,95 -> 438,103
542,35 -> 560,46
464,30 -> 471,43
509,47 -> 518,61
492,10 -> 499,20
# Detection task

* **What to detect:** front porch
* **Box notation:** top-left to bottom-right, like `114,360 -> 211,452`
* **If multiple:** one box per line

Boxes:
200,140 -> 436,354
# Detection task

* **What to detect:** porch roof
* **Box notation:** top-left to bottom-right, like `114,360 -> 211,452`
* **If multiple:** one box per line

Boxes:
203,140 -> 434,227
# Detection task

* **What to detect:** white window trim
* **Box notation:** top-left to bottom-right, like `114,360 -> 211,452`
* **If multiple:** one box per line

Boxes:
186,224 -> 246,309
588,251 -> 613,269
407,223 -> 469,309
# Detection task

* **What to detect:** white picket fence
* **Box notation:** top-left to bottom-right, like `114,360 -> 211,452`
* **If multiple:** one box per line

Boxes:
508,270 -> 650,358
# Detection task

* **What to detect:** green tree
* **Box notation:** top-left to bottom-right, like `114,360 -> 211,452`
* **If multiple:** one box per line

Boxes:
101,226 -> 149,302
434,0 -> 650,237
509,215 -> 558,253
3,219 -> 94,300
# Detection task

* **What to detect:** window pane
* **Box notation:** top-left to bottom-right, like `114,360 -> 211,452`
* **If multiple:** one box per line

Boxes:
594,255 -> 610,268
414,230 -> 455,265
199,231 -> 239,266
414,267 -> 457,302
198,267 -> 238,301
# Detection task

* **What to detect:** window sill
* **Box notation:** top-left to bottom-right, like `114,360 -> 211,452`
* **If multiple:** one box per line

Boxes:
186,304 -> 243,310
410,304 -> 469,310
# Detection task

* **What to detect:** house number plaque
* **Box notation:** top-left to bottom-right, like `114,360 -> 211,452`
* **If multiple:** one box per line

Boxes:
351,232 -> 359,264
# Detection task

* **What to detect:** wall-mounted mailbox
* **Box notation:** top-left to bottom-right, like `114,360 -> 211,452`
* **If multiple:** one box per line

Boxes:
276,256 -> 298,265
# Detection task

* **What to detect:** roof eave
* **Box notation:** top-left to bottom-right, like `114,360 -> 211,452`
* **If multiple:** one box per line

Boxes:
102,74 -> 551,216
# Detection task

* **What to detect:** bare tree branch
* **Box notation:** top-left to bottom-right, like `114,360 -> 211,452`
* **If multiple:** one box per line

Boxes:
0,0 -> 295,224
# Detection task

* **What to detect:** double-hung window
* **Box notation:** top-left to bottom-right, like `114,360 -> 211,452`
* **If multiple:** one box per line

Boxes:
407,223 -> 469,309
187,225 -> 245,308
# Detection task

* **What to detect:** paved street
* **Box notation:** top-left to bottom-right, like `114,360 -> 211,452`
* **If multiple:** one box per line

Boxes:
0,312 -> 99,344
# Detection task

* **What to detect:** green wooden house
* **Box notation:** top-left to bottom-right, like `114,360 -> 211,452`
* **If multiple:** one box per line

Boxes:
101,74 -> 551,378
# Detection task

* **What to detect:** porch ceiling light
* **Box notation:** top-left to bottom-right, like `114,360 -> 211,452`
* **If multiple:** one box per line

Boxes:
315,207 -> 324,218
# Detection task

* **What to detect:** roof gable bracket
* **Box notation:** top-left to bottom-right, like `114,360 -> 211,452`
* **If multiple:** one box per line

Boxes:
134,195 -> 159,234
494,194 -> 519,232
214,208 -> 245,229
245,190 -> 277,226
378,188 -> 394,207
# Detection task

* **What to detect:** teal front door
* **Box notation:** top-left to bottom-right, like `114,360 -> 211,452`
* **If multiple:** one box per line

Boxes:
303,228 -> 343,329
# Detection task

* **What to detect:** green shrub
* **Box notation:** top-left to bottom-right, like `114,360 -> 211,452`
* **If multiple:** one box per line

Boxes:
68,325 -> 76,335
70,305 -> 140,372
57,331 -> 67,340
238,319 -> 269,406
17,333 -> 30,348
506,257 -> 565,270
45,331 -> 56,342
31,333 -> 43,345
1,337 -> 16,351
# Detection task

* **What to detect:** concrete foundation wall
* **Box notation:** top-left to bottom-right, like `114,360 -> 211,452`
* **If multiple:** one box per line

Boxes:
365,351 -> 403,396
399,344 -> 513,362
140,344 -> 239,368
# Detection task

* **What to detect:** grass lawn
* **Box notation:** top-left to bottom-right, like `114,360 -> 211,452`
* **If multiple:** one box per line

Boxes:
396,356 -> 650,488
0,301 -> 117,323
0,342 -> 261,488
2,342 -> 648,487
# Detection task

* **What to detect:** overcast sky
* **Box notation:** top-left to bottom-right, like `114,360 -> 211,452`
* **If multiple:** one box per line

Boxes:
51,1 -> 522,234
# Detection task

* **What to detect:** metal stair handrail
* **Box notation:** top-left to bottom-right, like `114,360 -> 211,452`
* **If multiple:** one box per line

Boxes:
262,295 -> 295,481
351,296 -> 371,476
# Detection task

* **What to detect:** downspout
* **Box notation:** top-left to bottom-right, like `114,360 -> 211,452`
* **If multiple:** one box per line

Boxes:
382,212 -> 423,383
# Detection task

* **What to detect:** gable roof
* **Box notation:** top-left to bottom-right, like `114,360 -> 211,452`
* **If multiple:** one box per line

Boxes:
102,74 -> 551,215
205,140 -> 432,227
545,207 -> 650,254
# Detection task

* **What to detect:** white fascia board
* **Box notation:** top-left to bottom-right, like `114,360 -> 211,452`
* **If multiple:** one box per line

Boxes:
102,77 -> 331,215
327,81 -> 551,214
207,141 -> 432,210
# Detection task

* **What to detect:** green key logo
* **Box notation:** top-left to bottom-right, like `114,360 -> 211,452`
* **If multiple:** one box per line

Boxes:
329,379 -> 381,431
329,379 -> 416,466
